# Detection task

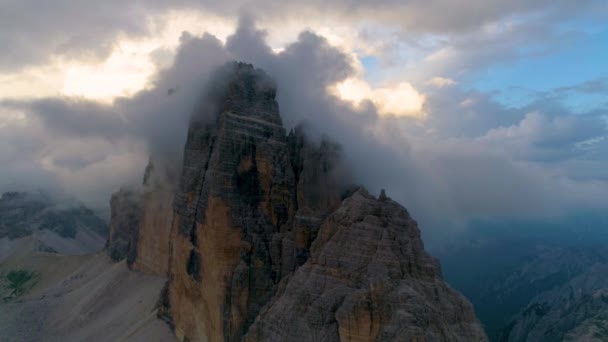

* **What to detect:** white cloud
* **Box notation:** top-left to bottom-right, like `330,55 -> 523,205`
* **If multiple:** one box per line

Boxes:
428,76 -> 456,87
333,77 -> 426,118
1,10 -> 237,103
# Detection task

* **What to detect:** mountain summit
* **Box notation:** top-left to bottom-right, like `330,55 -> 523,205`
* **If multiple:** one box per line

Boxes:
107,62 -> 487,341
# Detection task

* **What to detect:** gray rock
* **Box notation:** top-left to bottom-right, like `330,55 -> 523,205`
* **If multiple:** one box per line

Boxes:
245,189 -> 487,342
128,62 -> 487,342
107,189 -> 141,263
500,247 -> 608,342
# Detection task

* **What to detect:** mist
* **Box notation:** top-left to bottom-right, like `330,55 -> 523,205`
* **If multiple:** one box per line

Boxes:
1,17 -> 606,244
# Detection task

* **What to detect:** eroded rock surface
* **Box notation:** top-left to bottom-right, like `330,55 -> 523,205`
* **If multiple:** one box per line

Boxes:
155,62 -> 486,342
106,158 -> 177,276
168,63 -> 298,341
107,189 -> 141,263
499,248 -> 608,342
245,189 -> 487,342
131,159 -> 177,275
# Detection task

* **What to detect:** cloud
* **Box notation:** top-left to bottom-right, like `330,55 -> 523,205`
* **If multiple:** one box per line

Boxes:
427,77 -> 456,88
480,111 -> 606,160
1,0 -> 605,73
1,16 -> 607,243
334,78 -> 426,117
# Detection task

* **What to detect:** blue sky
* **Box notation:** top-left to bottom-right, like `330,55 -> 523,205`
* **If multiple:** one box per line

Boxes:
468,27 -> 608,110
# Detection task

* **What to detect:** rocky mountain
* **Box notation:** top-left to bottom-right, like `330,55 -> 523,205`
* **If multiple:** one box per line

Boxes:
0,191 -> 108,260
107,62 -> 487,341
246,189 -> 486,341
0,192 -> 155,342
106,157 -> 177,275
438,217 -> 608,342
481,246 -> 608,342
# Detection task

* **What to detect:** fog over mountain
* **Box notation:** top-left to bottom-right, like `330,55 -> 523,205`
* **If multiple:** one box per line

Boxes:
1,2 -> 608,341
1,14 -> 607,245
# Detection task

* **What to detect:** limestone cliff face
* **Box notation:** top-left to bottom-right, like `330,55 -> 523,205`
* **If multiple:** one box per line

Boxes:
245,189 -> 487,342
282,127 -> 351,276
124,62 -> 486,342
131,159 -> 176,275
107,189 -> 141,264
496,247 -> 608,342
107,159 -> 176,276
168,63 -> 298,341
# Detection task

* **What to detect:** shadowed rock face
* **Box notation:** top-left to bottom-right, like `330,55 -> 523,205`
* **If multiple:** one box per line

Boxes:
245,189 -> 487,341
168,63 -> 295,341
106,158 -> 177,275
118,62 -> 486,342
491,247 -> 608,342
107,189 -> 141,264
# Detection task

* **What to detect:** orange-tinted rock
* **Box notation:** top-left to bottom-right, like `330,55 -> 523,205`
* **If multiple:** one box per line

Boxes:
126,62 -> 486,342
245,189 -> 488,341
131,159 -> 176,275
168,62 -> 297,341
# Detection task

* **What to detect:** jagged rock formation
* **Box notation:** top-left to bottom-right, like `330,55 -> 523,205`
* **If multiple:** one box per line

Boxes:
106,158 -> 177,275
245,189 -> 486,341
168,63 -> 306,341
107,189 -> 141,263
149,62 -> 487,342
495,247 -> 608,342
131,159 -> 176,275
283,126 -> 351,275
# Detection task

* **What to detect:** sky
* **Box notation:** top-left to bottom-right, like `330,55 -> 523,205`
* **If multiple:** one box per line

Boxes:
0,1 -> 607,240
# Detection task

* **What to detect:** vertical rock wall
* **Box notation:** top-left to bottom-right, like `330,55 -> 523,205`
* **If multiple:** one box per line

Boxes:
110,62 -> 487,342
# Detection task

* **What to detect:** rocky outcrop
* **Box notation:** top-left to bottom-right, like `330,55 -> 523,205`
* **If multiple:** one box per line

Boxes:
107,189 -> 141,263
153,62 -> 486,342
245,189 -> 486,341
281,126 -> 353,276
106,157 -> 177,275
498,247 -> 608,342
131,159 -> 177,275
168,63 -> 299,341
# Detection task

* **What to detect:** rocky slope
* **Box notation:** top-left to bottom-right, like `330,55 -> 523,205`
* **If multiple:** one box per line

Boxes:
245,189 -> 486,341
0,250 -> 174,342
0,190 -> 173,341
103,62 -> 481,342
494,247 -> 608,341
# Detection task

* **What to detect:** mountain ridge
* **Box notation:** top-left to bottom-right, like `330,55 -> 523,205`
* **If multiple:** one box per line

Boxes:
107,61 -> 487,341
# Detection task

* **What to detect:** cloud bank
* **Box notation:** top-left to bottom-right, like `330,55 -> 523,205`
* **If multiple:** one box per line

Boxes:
1,17 -> 607,243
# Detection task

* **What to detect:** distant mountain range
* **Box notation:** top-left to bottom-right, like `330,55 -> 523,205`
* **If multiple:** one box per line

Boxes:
439,216 -> 608,341
0,191 -> 107,260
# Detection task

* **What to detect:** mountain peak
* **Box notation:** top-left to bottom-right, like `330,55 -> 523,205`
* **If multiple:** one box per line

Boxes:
106,62 -> 487,341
